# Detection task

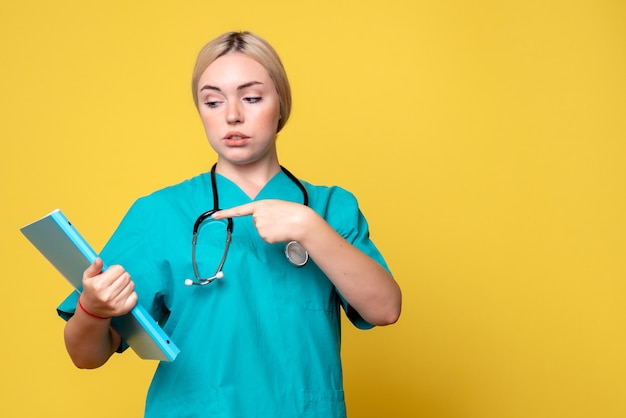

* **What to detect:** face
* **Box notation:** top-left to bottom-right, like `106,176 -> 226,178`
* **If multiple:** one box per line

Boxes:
196,52 -> 281,168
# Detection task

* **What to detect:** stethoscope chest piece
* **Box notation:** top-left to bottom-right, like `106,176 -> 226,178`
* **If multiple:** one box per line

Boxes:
285,240 -> 308,267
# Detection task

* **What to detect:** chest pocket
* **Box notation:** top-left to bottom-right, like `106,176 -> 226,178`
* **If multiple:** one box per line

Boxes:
268,243 -> 338,313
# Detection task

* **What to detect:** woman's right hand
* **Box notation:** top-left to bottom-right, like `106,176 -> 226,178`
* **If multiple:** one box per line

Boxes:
79,258 -> 138,319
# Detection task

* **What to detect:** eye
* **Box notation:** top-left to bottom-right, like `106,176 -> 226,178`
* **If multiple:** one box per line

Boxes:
244,96 -> 262,104
204,100 -> 220,109
204,100 -> 221,109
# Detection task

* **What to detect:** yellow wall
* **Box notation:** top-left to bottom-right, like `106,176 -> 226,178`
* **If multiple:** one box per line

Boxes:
2,1 -> 625,417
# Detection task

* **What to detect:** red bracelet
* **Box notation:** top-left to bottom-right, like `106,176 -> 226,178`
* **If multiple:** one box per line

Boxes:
78,297 -> 110,320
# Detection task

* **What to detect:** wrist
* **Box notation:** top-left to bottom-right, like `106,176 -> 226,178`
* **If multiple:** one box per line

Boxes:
297,209 -> 326,245
78,296 -> 111,320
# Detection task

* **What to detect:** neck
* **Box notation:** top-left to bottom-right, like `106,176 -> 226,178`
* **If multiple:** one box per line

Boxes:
214,158 -> 281,199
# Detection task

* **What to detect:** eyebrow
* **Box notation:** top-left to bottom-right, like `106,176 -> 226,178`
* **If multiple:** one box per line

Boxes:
200,81 -> 264,93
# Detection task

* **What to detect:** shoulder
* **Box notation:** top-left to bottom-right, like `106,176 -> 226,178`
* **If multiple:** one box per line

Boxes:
145,172 -> 211,200
301,179 -> 357,202
124,171 -> 213,221
298,180 -> 366,234
300,180 -> 360,212
134,172 -> 211,205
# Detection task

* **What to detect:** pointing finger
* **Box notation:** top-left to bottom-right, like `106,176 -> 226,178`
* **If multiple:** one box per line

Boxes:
212,202 -> 258,219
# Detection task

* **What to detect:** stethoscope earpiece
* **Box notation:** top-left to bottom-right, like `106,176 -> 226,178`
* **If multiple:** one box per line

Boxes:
185,270 -> 225,286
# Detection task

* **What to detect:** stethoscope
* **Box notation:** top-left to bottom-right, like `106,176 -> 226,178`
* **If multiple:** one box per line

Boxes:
184,163 -> 310,286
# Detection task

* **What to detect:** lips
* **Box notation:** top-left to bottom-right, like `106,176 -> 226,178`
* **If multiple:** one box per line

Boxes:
224,131 -> 250,146
224,131 -> 248,140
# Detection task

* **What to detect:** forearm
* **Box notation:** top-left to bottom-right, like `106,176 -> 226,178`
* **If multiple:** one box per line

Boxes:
300,214 -> 402,326
64,307 -> 120,369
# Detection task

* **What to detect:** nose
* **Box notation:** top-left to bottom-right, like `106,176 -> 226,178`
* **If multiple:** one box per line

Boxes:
226,101 -> 243,124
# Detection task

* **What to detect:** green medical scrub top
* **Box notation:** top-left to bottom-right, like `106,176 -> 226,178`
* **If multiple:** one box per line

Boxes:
58,169 -> 391,418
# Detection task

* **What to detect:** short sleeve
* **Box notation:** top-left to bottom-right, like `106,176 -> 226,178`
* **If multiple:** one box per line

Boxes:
312,185 -> 392,330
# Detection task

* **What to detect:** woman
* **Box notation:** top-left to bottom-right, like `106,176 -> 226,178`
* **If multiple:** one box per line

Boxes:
60,31 -> 401,417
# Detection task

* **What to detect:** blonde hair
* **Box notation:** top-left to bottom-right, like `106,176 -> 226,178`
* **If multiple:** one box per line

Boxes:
192,32 -> 292,133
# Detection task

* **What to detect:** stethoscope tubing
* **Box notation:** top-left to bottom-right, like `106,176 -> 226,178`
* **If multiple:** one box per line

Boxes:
185,163 -> 309,286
